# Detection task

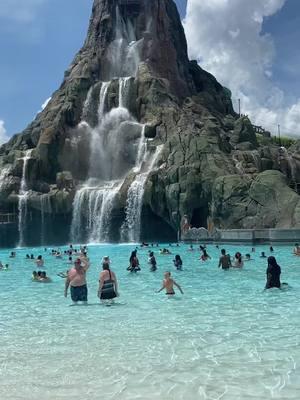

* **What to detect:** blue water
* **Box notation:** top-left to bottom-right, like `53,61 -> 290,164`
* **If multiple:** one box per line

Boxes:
0,244 -> 300,400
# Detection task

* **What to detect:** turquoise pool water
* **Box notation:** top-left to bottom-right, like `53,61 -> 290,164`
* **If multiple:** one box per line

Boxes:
0,243 -> 300,400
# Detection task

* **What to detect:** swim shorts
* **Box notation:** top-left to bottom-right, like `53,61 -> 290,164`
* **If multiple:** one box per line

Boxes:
70,284 -> 88,302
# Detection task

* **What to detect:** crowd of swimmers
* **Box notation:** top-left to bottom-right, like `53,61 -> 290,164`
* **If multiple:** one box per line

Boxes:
1,242 -> 296,304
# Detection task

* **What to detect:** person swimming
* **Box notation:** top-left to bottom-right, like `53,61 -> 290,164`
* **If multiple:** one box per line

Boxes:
173,255 -> 183,270
245,254 -> 252,261
160,248 -> 171,255
32,271 -> 38,280
265,256 -> 281,289
293,243 -> 300,256
200,249 -> 211,261
39,271 -> 52,283
35,255 -> 44,267
188,245 -> 194,252
157,272 -> 184,296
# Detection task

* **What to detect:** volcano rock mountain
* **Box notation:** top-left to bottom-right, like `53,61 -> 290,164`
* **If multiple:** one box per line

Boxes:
0,0 -> 300,247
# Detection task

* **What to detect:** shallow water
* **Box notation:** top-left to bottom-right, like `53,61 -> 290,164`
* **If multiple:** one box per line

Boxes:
0,244 -> 300,400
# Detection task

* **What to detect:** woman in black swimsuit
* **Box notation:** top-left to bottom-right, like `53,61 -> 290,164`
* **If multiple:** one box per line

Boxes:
98,262 -> 119,302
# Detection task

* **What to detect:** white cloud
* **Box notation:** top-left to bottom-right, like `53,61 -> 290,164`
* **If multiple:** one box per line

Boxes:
183,0 -> 300,137
0,120 -> 9,145
0,0 -> 46,23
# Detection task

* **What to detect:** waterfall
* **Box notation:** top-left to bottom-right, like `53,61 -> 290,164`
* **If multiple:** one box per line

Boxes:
71,181 -> 121,243
18,150 -> 32,247
40,194 -> 52,246
119,77 -> 131,108
81,86 -> 94,121
106,6 -> 141,79
89,181 -> 122,243
0,166 -> 10,191
98,81 -> 110,120
122,145 -> 163,242
70,6 -> 147,243
135,125 -> 147,172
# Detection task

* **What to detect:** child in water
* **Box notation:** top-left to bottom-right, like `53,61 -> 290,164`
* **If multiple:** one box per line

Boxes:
157,272 -> 184,296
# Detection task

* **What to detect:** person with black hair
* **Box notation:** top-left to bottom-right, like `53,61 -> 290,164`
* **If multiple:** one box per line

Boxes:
98,262 -> 118,303
218,249 -> 231,270
148,252 -> 157,272
173,255 -> 183,270
127,250 -> 141,272
265,256 -> 281,289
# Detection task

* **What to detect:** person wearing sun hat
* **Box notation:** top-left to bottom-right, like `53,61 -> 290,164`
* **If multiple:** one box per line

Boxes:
64,256 -> 90,304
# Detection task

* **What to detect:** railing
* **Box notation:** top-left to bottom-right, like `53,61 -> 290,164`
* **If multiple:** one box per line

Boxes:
0,213 -> 17,224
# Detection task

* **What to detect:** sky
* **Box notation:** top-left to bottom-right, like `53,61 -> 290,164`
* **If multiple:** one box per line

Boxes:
0,0 -> 299,144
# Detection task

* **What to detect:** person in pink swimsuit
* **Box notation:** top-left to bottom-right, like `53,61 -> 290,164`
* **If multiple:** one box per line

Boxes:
64,256 -> 90,304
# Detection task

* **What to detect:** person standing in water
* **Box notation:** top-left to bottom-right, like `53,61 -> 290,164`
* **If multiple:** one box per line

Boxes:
265,256 -> 281,289
64,257 -> 90,304
98,262 -> 118,304
233,252 -> 244,268
157,272 -> 184,296
148,252 -> 157,272
218,249 -> 231,270
127,250 -> 141,272
173,255 -> 183,270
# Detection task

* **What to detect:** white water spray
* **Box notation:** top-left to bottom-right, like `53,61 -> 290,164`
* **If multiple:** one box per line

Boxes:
18,150 -> 32,247
122,145 -> 163,242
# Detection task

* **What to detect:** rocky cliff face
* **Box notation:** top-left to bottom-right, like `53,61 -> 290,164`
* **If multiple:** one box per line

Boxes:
0,0 -> 300,247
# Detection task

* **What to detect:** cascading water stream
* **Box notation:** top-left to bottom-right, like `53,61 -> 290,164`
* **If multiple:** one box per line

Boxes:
70,5 -> 150,243
40,194 -> 52,246
0,166 -> 10,191
135,125 -> 147,172
121,145 -> 164,242
18,150 -> 32,247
